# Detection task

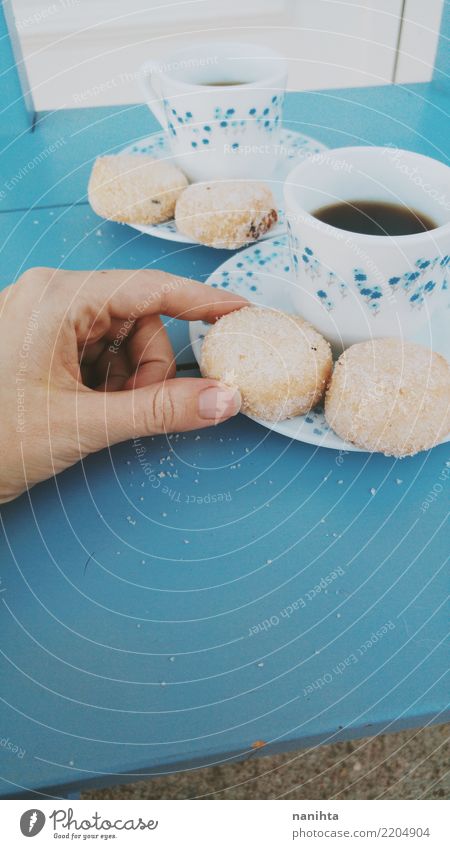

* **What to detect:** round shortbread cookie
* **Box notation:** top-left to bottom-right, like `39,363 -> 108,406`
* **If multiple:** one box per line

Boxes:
175,181 -> 278,248
201,306 -> 332,420
324,338 -> 450,457
88,154 -> 188,224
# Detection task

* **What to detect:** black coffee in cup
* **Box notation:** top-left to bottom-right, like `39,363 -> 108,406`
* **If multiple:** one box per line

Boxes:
312,199 -> 437,236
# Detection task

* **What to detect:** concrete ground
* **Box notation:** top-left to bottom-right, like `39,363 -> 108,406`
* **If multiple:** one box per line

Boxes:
83,723 -> 449,800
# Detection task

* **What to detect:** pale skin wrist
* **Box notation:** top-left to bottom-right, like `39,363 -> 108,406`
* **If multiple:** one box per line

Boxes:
0,267 -> 245,504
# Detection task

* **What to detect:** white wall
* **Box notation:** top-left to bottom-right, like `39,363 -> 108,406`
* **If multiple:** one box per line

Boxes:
10,0 -> 444,110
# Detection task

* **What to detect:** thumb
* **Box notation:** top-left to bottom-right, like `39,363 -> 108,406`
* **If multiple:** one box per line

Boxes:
80,378 -> 242,450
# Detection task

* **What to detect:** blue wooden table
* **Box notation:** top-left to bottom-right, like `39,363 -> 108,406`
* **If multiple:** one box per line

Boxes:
0,1 -> 449,799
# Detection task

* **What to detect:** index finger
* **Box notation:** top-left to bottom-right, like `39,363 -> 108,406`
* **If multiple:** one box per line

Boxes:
71,269 -> 249,324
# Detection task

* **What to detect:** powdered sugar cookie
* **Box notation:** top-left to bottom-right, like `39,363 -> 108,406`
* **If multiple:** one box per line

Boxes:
201,306 -> 332,420
88,154 -> 188,224
325,338 -> 450,456
175,181 -> 278,248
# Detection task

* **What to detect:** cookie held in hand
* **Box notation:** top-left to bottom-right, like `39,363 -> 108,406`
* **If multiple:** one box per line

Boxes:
201,306 -> 332,420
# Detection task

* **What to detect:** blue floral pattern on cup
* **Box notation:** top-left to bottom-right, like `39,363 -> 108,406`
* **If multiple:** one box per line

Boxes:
387,255 -> 449,306
163,95 -> 284,150
287,222 -> 449,316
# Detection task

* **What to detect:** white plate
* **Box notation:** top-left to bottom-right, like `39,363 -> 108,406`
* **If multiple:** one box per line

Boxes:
189,235 -> 450,452
121,128 -> 328,244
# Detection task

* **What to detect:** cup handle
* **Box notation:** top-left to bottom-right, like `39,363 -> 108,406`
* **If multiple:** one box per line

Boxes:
139,61 -> 167,129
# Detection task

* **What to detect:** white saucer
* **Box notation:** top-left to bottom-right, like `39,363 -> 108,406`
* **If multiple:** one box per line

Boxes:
189,235 -> 450,452
120,128 -> 328,245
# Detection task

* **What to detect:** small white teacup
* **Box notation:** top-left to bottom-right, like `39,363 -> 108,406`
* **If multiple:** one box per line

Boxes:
284,146 -> 450,352
140,41 -> 287,182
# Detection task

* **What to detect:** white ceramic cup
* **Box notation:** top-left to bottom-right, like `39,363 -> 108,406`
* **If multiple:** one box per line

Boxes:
283,146 -> 450,352
140,41 -> 287,182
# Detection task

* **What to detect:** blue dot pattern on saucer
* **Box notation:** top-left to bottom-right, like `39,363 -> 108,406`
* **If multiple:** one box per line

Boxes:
207,239 -> 288,294
130,127 -> 324,161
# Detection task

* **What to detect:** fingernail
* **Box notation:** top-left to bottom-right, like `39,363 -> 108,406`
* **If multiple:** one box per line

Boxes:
198,385 -> 241,422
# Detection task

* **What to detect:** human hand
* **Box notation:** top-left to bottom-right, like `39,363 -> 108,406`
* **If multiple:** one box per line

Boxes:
0,267 -> 247,503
